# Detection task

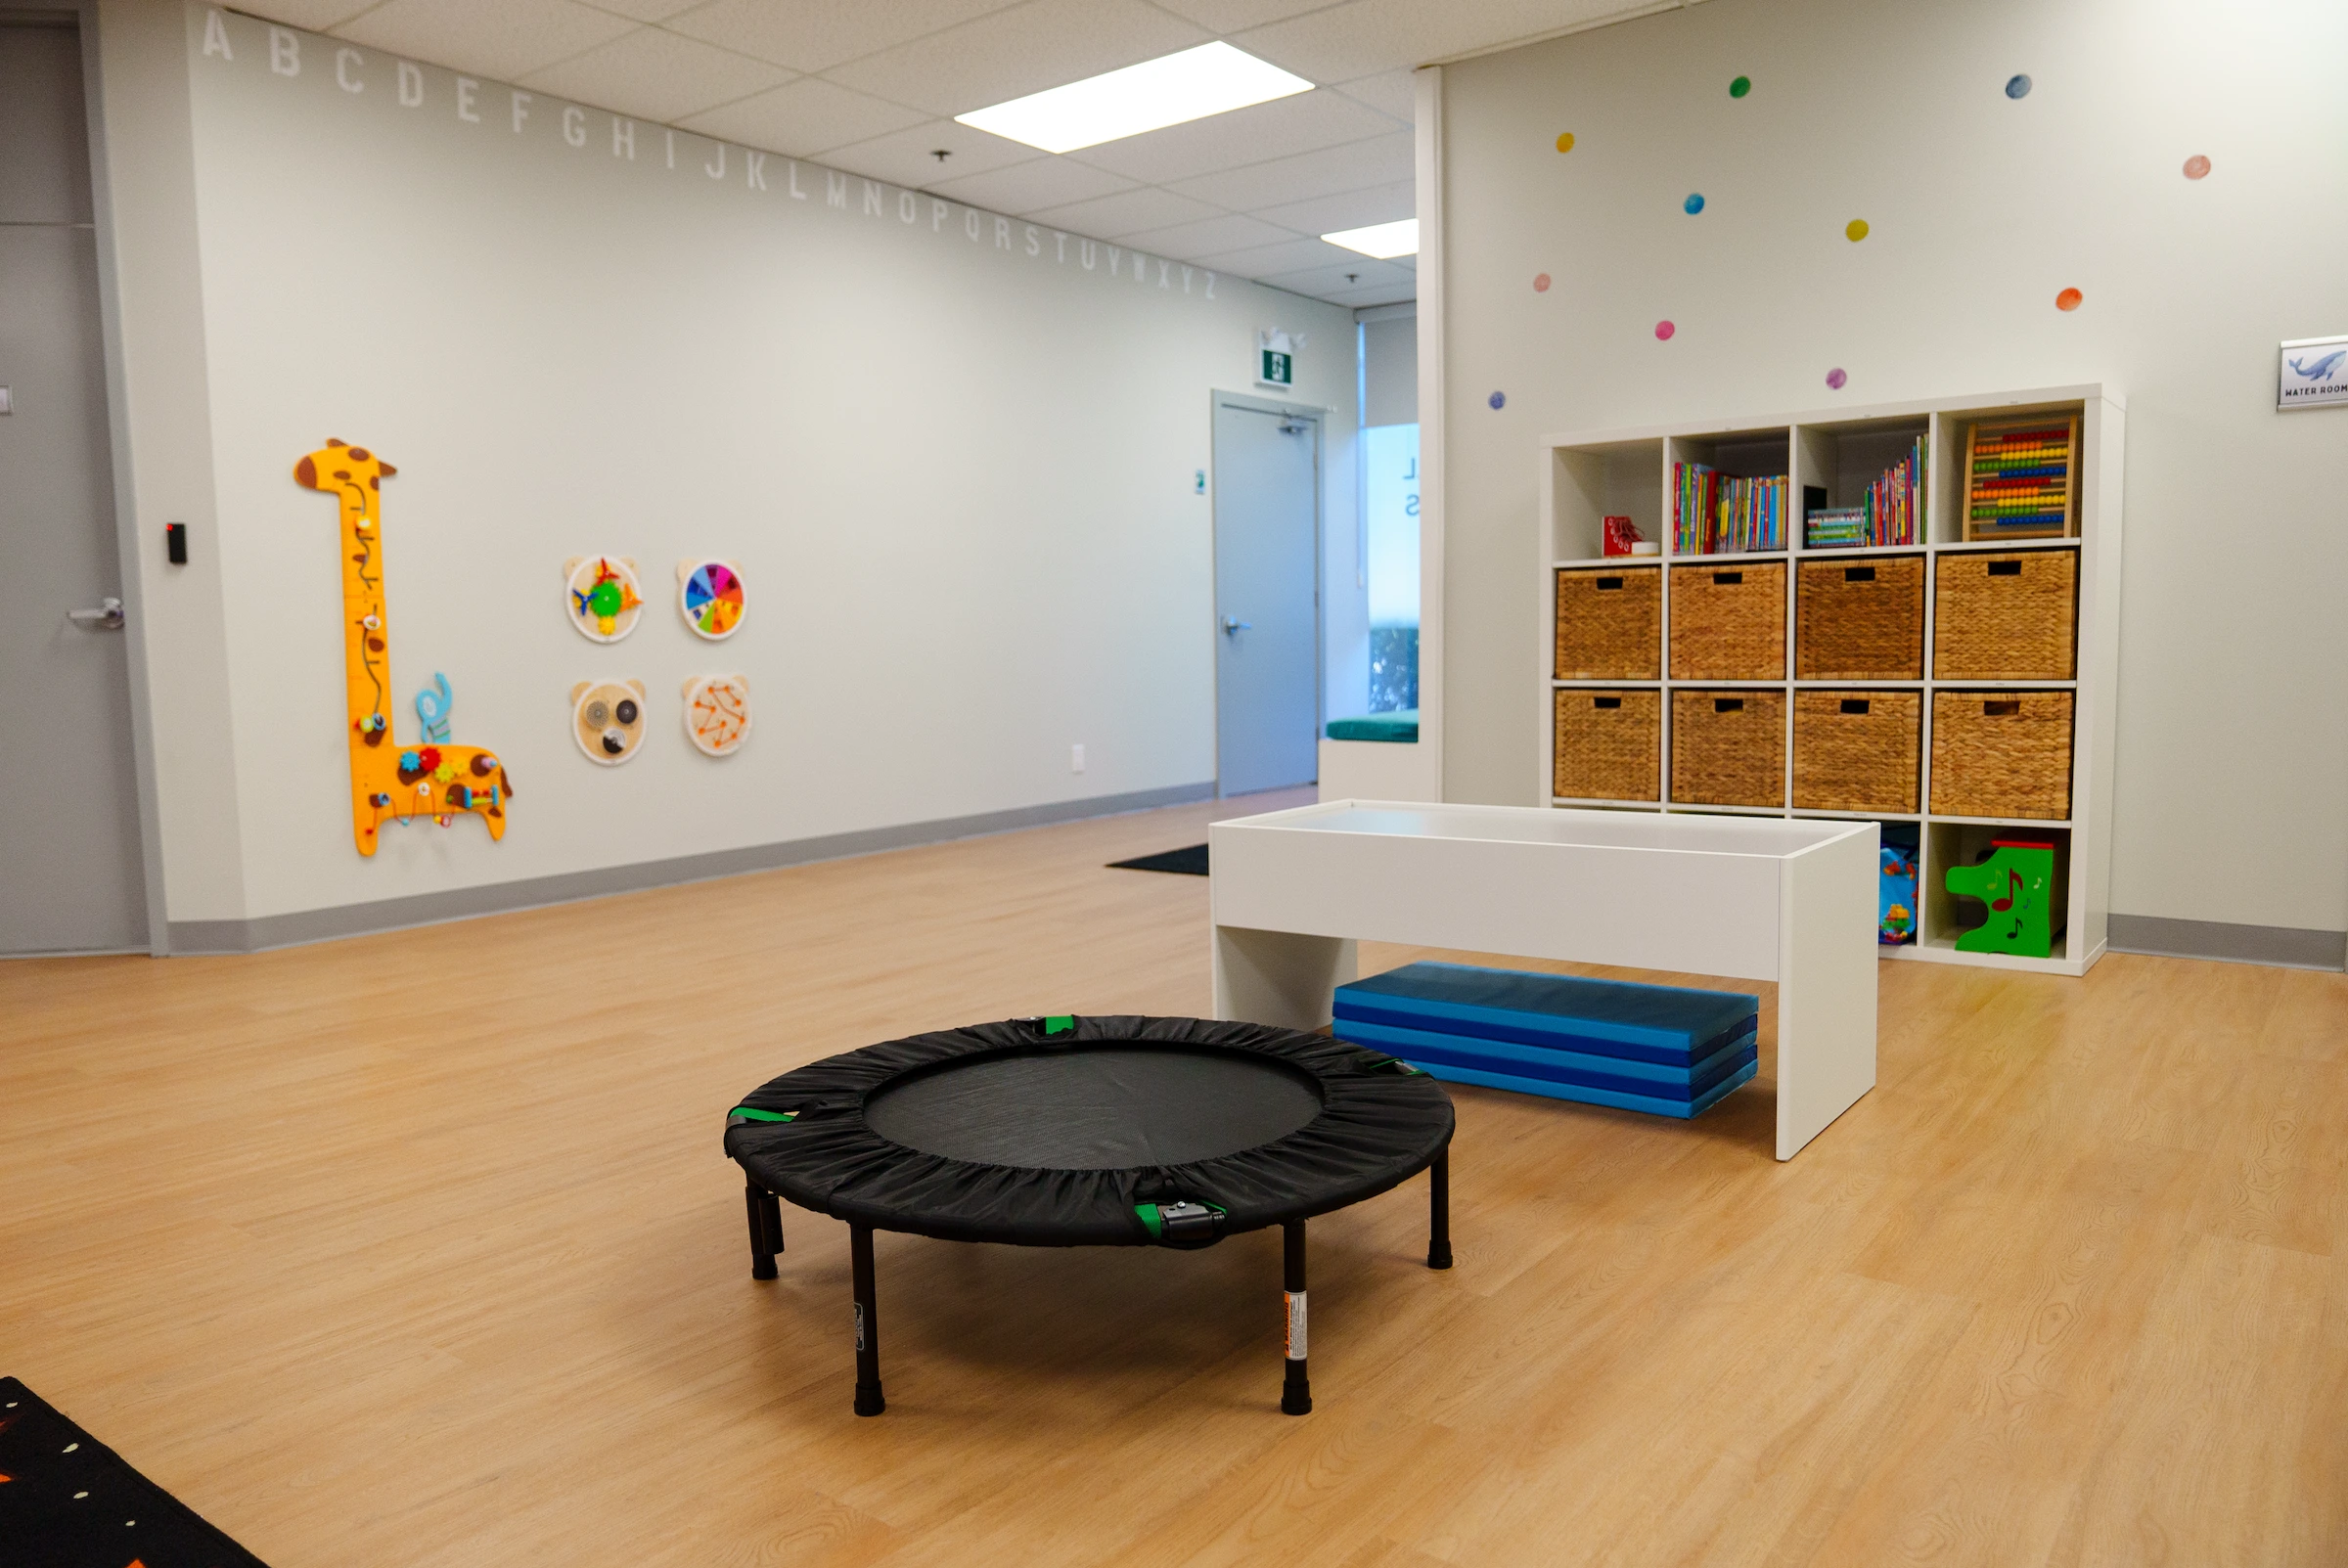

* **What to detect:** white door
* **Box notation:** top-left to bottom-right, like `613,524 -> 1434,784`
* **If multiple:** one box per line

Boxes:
0,21 -> 148,954
1212,399 -> 1320,796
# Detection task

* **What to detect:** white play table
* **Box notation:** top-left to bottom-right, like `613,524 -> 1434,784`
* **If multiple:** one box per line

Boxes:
1207,801 -> 1879,1159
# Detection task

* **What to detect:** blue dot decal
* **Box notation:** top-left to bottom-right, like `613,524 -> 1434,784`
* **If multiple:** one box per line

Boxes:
1684,193 -> 1705,215
1488,391 -> 1507,410
2006,73 -> 2031,99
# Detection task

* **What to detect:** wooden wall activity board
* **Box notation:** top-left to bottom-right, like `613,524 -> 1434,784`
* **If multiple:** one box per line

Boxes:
678,560 -> 746,640
565,556 -> 644,641
294,439 -> 515,856
682,674 -> 751,756
572,680 -> 648,765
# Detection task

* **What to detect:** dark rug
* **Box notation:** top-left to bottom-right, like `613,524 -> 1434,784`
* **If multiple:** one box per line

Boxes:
1107,842 -> 1209,876
0,1376 -> 268,1567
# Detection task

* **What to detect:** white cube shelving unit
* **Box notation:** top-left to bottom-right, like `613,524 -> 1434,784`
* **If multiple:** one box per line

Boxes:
1537,383 -> 2124,976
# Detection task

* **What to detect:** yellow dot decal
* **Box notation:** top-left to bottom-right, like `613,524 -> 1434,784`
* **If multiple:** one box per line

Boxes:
1556,132 -> 1575,154
1846,219 -> 1870,242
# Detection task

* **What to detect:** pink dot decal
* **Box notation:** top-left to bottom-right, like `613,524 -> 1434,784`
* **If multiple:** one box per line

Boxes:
1534,273 -> 1552,291
2183,154 -> 2210,179
1826,368 -> 1848,389
2055,287 -> 2083,311
1654,320 -> 1676,340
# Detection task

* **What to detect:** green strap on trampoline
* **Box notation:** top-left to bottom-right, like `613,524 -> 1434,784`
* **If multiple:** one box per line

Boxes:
1135,1200 -> 1226,1239
728,1106 -> 797,1123
1043,1014 -> 1075,1035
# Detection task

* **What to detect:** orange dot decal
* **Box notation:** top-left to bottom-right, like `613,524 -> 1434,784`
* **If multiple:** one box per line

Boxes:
2055,288 -> 2083,311
1556,132 -> 1575,153
2183,154 -> 2210,179
1534,273 -> 1552,291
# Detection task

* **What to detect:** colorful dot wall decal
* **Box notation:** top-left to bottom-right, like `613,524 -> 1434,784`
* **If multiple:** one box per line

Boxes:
1684,194 -> 1705,215
1826,368 -> 1848,389
1730,75 -> 1751,98
1488,391 -> 1507,410
2056,287 -> 2083,311
2184,154 -> 2210,179
2006,73 -> 2032,99
1654,320 -> 1676,340
1556,132 -> 1576,153
1534,273 -> 1552,291
1845,219 -> 1870,242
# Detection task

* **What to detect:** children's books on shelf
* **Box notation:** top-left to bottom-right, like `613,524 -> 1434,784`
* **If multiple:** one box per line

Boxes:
1673,463 -> 1786,554
1802,435 -> 1926,548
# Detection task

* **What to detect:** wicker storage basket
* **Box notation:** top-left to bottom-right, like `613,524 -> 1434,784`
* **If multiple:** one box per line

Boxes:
1933,549 -> 2078,680
1671,689 -> 1785,807
1796,555 -> 1923,679
1554,566 -> 1660,680
1670,561 -> 1785,680
1553,689 -> 1659,801
1930,691 -> 2073,820
1792,691 -> 1920,813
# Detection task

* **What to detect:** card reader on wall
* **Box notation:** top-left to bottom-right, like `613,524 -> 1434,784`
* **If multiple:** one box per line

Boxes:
166,522 -> 189,564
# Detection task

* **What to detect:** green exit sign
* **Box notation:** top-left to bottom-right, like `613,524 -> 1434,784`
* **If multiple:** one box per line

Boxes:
1259,349 -> 1292,386
1255,329 -> 1299,391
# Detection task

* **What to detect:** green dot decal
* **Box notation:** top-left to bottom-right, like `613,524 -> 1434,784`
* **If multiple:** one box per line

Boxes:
1730,75 -> 1751,98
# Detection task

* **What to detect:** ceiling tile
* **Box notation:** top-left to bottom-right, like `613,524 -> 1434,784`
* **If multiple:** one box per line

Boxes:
1320,280 -> 1417,307
519,28 -> 794,122
822,0 -> 1210,117
245,1 -> 381,28
1235,0 -> 1648,84
1144,0 -> 1332,30
1251,177 -> 1412,236
679,76 -> 928,156
1165,129 -> 1410,211
1026,187 -> 1225,240
580,0 -> 703,21
335,0 -> 639,83
818,118 -> 1043,189
1186,234 -> 1379,277
1332,67 -> 1416,122
1065,89 -> 1395,185
661,0 -> 1026,74
927,157 -> 1137,216
1258,257 -> 1411,294
1117,211 -> 1299,262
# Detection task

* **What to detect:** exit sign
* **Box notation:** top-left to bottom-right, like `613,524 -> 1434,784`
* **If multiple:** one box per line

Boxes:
1256,329 -> 1298,390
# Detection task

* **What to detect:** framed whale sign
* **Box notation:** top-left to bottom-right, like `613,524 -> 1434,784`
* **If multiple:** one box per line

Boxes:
2279,335 -> 2348,410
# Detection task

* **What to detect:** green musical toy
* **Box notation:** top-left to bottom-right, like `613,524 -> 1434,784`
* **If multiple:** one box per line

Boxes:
1945,839 -> 2056,958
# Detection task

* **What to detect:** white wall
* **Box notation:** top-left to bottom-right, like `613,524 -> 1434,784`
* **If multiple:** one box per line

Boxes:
1435,0 -> 2348,935
100,1 -> 1354,928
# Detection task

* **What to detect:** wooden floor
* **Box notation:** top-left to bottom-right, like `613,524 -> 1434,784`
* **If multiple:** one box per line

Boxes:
5,790 -> 2345,1566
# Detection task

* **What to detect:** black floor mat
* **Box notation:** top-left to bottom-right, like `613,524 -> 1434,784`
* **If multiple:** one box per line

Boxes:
1106,843 -> 1209,875
0,1376 -> 268,1567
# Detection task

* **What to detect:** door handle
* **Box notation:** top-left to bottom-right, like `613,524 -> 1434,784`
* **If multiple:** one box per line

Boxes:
66,596 -> 125,630
1221,616 -> 1252,636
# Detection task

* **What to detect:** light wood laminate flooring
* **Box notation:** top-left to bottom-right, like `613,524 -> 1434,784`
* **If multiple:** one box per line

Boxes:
4,790 -> 2343,1566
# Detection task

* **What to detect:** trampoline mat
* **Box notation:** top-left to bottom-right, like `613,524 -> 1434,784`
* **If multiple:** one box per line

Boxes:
865,1047 -> 1324,1169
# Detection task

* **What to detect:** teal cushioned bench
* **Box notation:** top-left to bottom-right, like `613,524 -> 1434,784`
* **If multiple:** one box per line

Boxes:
1325,708 -> 1419,742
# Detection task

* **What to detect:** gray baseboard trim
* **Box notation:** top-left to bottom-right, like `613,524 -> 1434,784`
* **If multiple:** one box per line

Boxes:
166,781 -> 1216,956
2106,914 -> 2347,972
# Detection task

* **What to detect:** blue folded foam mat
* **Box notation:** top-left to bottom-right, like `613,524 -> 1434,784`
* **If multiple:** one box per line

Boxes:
1333,962 -> 1761,1120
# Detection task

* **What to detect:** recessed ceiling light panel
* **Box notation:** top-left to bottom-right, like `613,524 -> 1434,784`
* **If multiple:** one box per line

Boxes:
955,42 -> 1313,155
1322,218 -> 1418,259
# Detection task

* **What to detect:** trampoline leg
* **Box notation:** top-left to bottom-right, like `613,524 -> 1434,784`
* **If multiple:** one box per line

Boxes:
850,1223 -> 885,1417
1428,1148 -> 1453,1271
1281,1221 -> 1312,1415
746,1184 -> 781,1280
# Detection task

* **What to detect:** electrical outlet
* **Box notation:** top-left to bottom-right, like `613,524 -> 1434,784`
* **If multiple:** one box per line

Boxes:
1070,743 -> 1086,774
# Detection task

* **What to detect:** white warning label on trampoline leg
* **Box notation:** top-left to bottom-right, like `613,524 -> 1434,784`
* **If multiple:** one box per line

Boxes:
1285,1290 -> 1307,1360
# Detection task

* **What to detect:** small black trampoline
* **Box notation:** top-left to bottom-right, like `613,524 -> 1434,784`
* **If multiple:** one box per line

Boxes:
725,1013 -> 1456,1416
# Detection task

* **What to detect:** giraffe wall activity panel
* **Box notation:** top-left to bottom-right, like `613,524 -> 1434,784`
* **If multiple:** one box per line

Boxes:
295,439 -> 515,856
